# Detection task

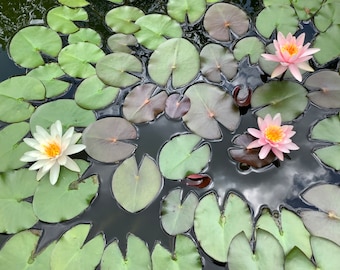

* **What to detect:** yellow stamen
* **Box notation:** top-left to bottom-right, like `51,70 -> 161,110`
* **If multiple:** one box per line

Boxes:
281,43 -> 298,56
44,141 -> 61,158
264,125 -> 284,143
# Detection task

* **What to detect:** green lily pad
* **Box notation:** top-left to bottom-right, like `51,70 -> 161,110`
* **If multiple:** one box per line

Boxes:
58,42 -> 105,79
107,34 -> 138,53
101,234 -> 151,270
33,160 -> 98,222
233,37 -> 265,64
47,6 -> 88,34
256,207 -> 312,257
314,2 -> 340,32
0,230 -> 56,269
263,0 -> 290,6
311,236 -> 340,269
148,38 -> 199,88
0,95 -> 35,123
82,117 -> 138,163
58,0 -> 89,7
75,75 -> 119,110
107,0 -> 123,3
160,188 -> 199,235
112,154 -> 163,213
167,0 -> 206,23
134,14 -> 182,50
285,247 -> 315,270
68,28 -> 102,46
27,63 -> 70,98
228,229 -> 284,270
9,26 -> 62,68
0,122 -> 31,172
291,0 -> 323,21
29,99 -> 96,132
151,234 -> 202,270
251,81 -> 308,122
51,224 -> 105,270
200,43 -> 238,82
0,169 -> 38,233
183,83 -> 240,139
158,133 -> 211,180
105,6 -> 144,34
122,84 -> 168,123
194,192 -> 253,263
96,52 -> 142,88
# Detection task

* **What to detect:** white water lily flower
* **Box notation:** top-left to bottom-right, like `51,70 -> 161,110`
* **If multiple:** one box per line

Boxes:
20,120 -> 86,185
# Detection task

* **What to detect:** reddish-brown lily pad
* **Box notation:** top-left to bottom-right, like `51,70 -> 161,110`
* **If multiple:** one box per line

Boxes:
165,93 -> 191,120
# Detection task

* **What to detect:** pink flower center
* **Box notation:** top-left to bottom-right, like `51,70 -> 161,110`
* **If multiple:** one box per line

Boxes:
264,125 -> 284,143
281,43 -> 298,56
44,141 -> 61,158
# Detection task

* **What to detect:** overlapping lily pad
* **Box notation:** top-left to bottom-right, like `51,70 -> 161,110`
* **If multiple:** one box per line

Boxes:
164,94 -> 190,119
311,236 -> 340,269
313,1 -> 340,32
58,0 -> 89,7
233,37 -> 265,64
285,247 -> 315,270
68,28 -> 102,46
107,34 -> 138,53
167,0 -> 206,23
291,0 -> 323,21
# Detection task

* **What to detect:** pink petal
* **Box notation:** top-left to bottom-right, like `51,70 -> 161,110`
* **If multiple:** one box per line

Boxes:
272,113 -> 282,126
277,32 -> 286,45
262,53 -> 281,62
271,148 -> 284,161
296,33 -> 305,47
271,64 -> 288,78
297,61 -> 314,72
259,144 -> 272,159
288,64 -> 302,81
247,139 -> 264,149
300,47 -> 320,57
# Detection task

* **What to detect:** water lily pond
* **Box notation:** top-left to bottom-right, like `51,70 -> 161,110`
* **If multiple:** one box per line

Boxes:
0,0 -> 340,269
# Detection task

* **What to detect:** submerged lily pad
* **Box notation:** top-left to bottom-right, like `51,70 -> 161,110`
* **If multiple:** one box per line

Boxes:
167,0 -> 206,23
112,154 -> 163,213
9,26 -> 62,68
82,117 -> 138,163
203,3 -> 249,41
158,133 -> 211,180
233,37 -> 265,64
68,28 -> 102,46
148,38 -> 199,88
183,83 -> 240,140
107,34 -> 138,53
165,94 -> 190,119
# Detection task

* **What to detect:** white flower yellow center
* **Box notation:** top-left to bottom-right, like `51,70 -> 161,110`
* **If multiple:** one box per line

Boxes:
44,141 -> 61,158
264,125 -> 284,143
281,43 -> 298,56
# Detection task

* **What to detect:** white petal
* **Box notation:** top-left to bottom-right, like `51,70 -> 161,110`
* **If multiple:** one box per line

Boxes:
64,157 -> 81,172
29,159 -> 50,170
49,163 -> 61,185
34,126 -> 52,142
51,120 -> 63,138
69,133 -> 82,145
63,144 -> 86,156
57,154 -> 67,166
37,167 -> 48,181
20,151 -> 45,162
23,138 -> 40,150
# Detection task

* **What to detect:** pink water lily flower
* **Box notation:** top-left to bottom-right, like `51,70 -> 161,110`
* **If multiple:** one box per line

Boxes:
262,32 -> 320,82
247,113 -> 299,161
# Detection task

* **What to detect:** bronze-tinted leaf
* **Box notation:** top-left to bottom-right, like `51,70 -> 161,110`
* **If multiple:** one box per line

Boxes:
165,93 -> 190,120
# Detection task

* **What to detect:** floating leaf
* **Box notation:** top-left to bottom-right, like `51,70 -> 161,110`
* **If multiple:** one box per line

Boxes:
33,160 -> 98,223
9,26 -> 62,68
105,6 -> 144,34
75,75 -> 119,110
107,34 -> 138,53
203,3 -> 249,41
256,207 -> 312,257
158,133 -> 211,180
58,0 -> 89,7
165,93 -> 190,119
47,6 -> 88,34
58,42 -> 105,79
135,14 -> 182,50
151,234 -> 202,270
107,0 -> 123,3
263,0 -> 290,6
233,37 -> 265,64
291,0 -> 323,21
228,230 -> 284,270
101,234 -> 151,270
194,192 -> 253,263
112,154 -> 163,213
51,224 -> 105,270
148,38 -> 199,88
183,83 -> 240,140
167,0 -> 206,23
96,52 -> 142,88
251,81 -> 308,122
285,247 -> 315,270
123,84 -> 168,123
311,236 -> 340,269
0,169 -> 38,233
0,95 -> 35,123
305,71 -> 340,109
314,2 -> 340,32
184,174 -> 212,189
68,28 -> 102,46
161,188 -> 199,235
200,43 -> 238,82
82,117 -> 138,163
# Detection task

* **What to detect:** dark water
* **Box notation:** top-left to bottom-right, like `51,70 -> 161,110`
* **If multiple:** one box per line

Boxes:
0,1 -> 339,269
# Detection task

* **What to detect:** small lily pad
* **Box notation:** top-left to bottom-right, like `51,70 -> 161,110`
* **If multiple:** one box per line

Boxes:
291,0 -> 323,21
285,247 -> 315,270
167,0 -> 206,23
233,37 -> 265,64
58,0 -> 89,7
0,95 -> 35,123
311,236 -> 340,269
165,93 -> 190,119
107,34 -> 138,53
68,28 -> 102,46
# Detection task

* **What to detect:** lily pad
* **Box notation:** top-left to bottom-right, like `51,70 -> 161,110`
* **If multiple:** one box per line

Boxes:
75,75 -> 119,110
305,71 -> 340,109
112,154 -> 163,213
167,0 -> 206,23
165,93 -> 190,119
134,14 -> 183,50
183,83 -> 240,140
51,224 -> 105,270
58,42 -> 105,79
0,169 -> 38,233
107,34 -> 138,53
0,95 -> 35,123
47,6 -> 88,34
311,236 -> 340,269
101,234 -> 151,270
200,43 -> 238,82
160,188 -> 199,235
291,0 -> 323,21
203,3 -> 249,41
107,0 -> 123,3
33,160 -> 98,223
314,2 -> 340,32
151,234 -> 202,270
194,192 -> 253,263
233,37 -> 265,64
68,28 -> 102,46
123,84 -> 168,123
148,38 -> 199,88
9,26 -> 62,68
285,247 -> 315,270
158,133 -> 211,180
105,6 -> 144,34
96,52 -> 142,88
251,81 -> 308,122
82,117 -> 138,163
0,122 -> 31,172
58,0 -> 89,7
